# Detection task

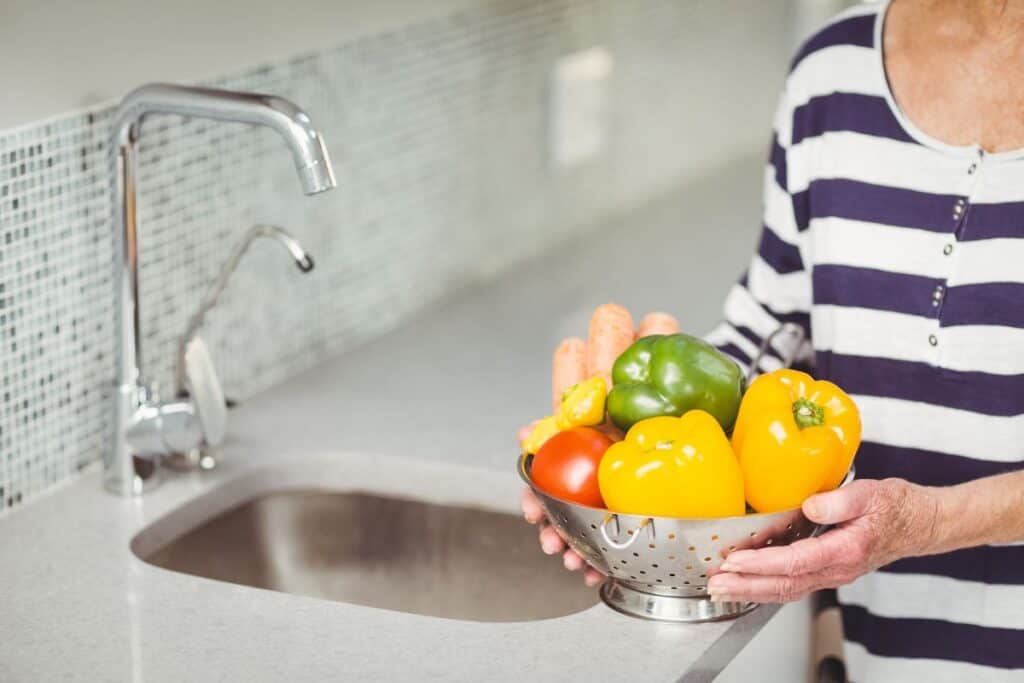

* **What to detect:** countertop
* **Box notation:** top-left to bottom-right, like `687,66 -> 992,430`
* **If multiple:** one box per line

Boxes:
0,156 -> 791,682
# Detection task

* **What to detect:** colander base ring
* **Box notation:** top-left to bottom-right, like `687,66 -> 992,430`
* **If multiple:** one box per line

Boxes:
600,580 -> 757,623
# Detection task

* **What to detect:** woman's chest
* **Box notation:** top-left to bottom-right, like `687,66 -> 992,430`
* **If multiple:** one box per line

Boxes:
803,153 -> 1024,385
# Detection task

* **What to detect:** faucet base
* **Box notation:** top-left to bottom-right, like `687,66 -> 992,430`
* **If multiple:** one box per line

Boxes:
103,455 -> 162,496
162,447 -> 219,472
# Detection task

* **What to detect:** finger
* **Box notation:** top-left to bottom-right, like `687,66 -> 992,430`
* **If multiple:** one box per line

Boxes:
538,523 -> 567,555
552,337 -> 587,412
521,488 -> 545,524
706,571 -> 827,604
719,531 -> 850,576
637,312 -> 680,337
563,549 -> 585,571
803,480 -> 878,525
584,568 -> 605,586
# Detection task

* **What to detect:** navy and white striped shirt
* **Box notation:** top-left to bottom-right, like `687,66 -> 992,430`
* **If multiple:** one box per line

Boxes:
707,2 -> 1024,680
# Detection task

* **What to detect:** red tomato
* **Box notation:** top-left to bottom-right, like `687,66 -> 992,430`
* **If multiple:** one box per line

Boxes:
531,427 -> 613,507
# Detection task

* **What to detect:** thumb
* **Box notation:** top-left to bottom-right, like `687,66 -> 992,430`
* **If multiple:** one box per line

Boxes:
803,480 -> 876,525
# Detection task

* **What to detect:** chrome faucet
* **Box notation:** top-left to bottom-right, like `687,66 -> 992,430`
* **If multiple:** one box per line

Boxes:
106,83 -> 336,496
161,225 -> 315,473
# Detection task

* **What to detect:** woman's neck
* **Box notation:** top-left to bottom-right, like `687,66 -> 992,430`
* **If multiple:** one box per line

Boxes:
885,0 -> 1024,152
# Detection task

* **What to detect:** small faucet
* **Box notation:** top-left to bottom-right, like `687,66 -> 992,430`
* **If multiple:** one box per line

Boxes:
106,83 -> 336,496
161,225 -> 315,473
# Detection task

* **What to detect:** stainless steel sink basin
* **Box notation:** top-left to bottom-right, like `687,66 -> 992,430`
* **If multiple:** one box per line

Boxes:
137,489 -> 599,622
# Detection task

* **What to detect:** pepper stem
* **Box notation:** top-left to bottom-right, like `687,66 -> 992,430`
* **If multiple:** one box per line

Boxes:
792,398 -> 825,429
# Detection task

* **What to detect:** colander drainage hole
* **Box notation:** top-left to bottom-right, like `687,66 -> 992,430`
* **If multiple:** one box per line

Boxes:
639,570 -> 646,575
648,543 -> 656,549
703,556 -> 712,562
699,573 -> 707,579
670,586 -> 678,590
656,579 -> 663,583
651,563 -> 659,568
668,533 -> 676,540
630,575 -> 637,580
590,524 -> 597,530
601,546 -> 608,552
711,534 -> 719,541
688,545 -> 696,551
669,573 -> 676,577
685,565 -> 693,570
668,555 -> 676,560
683,580 -> 690,585
632,552 -> 639,557
620,560 -> 627,565
728,545 -> 736,551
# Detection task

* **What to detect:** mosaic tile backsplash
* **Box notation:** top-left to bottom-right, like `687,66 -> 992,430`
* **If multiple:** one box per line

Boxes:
0,0 -> 792,512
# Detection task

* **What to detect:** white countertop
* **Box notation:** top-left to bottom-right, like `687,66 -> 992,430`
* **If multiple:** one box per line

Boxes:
0,156 -> 787,682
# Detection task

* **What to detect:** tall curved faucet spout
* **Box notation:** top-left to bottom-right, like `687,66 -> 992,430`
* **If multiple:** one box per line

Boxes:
107,83 -> 336,495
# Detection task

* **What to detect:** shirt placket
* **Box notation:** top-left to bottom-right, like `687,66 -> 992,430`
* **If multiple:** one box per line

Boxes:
930,149 -> 984,367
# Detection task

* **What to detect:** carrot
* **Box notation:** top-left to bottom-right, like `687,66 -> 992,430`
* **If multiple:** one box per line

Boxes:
586,303 -> 635,386
552,337 -> 587,411
638,311 -> 680,338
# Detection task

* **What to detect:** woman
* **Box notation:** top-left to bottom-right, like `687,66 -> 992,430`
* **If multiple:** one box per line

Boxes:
522,1 -> 1024,680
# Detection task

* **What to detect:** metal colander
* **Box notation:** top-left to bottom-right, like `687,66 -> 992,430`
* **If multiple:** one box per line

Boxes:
519,453 -> 854,622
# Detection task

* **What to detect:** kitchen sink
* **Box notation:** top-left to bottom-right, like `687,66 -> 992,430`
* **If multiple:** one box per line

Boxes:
137,488 -> 599,622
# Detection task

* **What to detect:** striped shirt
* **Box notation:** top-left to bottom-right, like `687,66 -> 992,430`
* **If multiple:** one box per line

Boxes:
707,2 -> 1024,680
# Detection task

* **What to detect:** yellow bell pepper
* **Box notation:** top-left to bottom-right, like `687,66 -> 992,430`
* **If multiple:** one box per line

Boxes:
598,411 -> 746,518
522,376 -> 608,454
555,376 -> 607,429
731,369 -> 861,513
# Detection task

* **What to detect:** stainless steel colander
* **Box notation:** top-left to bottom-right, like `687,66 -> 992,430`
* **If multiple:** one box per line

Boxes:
519,453 -> 855,622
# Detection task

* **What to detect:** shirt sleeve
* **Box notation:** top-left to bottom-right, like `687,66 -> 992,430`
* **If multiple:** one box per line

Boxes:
706,82 -> 814,376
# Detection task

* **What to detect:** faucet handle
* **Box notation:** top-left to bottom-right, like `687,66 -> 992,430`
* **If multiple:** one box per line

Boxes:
183,336 -> 227,447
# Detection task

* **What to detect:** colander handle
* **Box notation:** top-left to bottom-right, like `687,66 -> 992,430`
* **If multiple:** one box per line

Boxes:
747,322 -> 806,382
599,515 -> 652,550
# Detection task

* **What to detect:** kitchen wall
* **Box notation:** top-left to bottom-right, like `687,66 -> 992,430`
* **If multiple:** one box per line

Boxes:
0,0 -> 802,513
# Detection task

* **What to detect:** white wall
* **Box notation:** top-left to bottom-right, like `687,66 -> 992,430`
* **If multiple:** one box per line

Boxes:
0,0 -> 485,129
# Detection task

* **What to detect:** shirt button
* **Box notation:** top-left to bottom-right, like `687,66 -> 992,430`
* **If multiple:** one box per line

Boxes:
928,334 -> 939,347
943,243 -> 954,255
968,162 -> 977,175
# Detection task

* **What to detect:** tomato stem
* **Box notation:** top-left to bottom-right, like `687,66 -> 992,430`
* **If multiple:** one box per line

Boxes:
792,398 -> 825,429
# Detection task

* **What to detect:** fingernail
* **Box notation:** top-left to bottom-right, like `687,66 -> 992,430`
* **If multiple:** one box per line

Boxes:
541,542 -> 558,555
719,561 -> 738,572
709,593 -> 734,603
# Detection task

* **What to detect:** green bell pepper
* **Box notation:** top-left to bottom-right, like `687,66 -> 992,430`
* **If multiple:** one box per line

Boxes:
606,333 -> 744,432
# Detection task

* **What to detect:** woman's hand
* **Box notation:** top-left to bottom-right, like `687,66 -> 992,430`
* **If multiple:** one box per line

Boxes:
521,488 -> 605,586
706,478 -> 941,603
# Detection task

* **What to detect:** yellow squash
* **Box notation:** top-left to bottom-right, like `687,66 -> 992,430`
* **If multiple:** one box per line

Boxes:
522,376 -> 608,454
732,369 -> 861,513
598,411 -> 745,518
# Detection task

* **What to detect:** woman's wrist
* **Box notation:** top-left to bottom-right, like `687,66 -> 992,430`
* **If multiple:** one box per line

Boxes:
904,470 -> 1024,557
897,481 -> 942,561
903,480 -> 949,558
